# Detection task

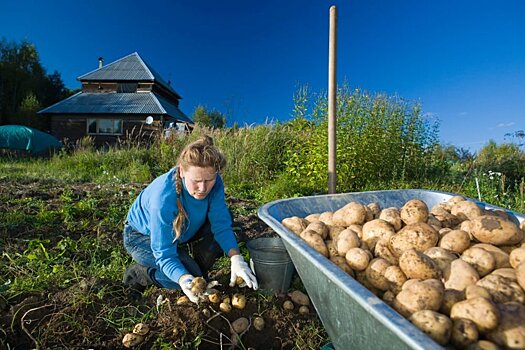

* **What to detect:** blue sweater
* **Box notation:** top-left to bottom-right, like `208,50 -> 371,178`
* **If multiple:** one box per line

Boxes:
126,167 -> 238,284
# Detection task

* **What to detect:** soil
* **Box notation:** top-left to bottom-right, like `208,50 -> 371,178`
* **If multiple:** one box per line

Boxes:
0,179 -> 327,349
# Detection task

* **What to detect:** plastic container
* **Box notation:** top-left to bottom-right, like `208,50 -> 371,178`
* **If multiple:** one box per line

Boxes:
258,189 -> 525,350
247,237 -> 295,294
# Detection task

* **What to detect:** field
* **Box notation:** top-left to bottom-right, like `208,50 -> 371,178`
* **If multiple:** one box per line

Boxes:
0,178 -> 328,349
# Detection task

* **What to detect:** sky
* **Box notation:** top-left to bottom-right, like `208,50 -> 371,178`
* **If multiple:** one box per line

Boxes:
1,0 -> 524,152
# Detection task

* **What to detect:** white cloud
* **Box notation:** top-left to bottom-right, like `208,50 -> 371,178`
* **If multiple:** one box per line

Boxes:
496,122 -> 515,128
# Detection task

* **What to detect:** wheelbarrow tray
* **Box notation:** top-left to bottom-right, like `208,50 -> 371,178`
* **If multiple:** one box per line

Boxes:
258,189 -> 525,350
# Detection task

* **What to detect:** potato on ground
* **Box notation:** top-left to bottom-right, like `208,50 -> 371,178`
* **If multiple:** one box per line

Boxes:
399,249 -> 441,280
332,202 -> 367,227
444,259 -> 480,291
282,216 -> 308,235
400,199 -> 429,225
461,247 -> 496,277
439,229 -> 471,254
451,318 -> 479,349
389,222 -> 439,257
486,302 -> 525,350
300,229 -> 329,257
393,279 -> 444,318
335,228 -> 361,256
476,271 -> 525,304
361,219 -> 395,251
450,297 -> 500,333
409,310 -> 452,346
431,205 -> 460,228
424,247 -> 458,272
470,215 -> 524,246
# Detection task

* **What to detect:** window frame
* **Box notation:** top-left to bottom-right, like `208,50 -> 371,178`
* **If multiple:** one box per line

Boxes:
86,118 -> 123,136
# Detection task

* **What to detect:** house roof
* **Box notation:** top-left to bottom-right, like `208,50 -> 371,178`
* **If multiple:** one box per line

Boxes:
39,92 -> 192,123
77,52 -> 182,99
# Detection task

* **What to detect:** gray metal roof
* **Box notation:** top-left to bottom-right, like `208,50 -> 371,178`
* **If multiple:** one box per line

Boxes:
77,52 -> 182,99
39,92 -> 192,123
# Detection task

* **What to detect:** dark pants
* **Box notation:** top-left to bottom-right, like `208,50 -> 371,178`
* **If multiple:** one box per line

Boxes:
123,220 -> 223,289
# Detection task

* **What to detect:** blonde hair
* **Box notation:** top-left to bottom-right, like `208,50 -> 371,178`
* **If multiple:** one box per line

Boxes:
172,136 -> 226,240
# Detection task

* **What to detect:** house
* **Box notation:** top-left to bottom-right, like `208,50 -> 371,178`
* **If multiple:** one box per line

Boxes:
39,52 -> 192,145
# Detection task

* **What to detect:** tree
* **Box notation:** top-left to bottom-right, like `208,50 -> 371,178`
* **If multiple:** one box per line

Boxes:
192,105 -> 226,129
0,38 -> 69,129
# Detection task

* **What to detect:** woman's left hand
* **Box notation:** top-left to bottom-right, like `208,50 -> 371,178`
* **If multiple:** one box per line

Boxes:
229,254 -> 258,290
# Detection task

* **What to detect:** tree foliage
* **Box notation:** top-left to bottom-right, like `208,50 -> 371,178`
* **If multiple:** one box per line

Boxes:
192,105 -> 226,129
0,38 -> 71,129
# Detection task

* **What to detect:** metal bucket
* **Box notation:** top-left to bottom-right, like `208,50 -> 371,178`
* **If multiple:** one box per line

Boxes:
247,237 -> 295,294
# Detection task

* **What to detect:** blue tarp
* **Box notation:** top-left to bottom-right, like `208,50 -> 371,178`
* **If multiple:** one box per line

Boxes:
0,125 -> 62,155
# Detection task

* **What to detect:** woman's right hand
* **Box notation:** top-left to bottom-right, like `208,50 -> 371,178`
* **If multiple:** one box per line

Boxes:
179,274 -> 199,304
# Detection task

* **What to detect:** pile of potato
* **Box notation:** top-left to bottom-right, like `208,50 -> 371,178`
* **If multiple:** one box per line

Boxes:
281,196 -> 525,349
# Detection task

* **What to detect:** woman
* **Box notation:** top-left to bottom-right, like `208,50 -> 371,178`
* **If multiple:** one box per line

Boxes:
122,136 -> 257,303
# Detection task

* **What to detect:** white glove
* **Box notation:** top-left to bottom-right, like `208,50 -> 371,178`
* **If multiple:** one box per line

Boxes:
179,274 -> 199,304
229,255 -> 258,290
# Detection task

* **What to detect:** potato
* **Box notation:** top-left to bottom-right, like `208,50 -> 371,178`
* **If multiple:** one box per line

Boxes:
439,289 -> 465,316
383,265 -> 407,294
409,310 -> 452,346
348,224 -> 363,239
122,333 -> 144,348
476,272 -> 525,303
300,229 -> 329,257
304,220 -> 329,240
393,279 -> 444,317
399,249 -> 441,280
330,256 -> 354,276
517,262 -> 525,291
444,259 -> 480,291
132,323 -> 150,336
191,276 -> 207,294
232,293 -> 247,309
509,247 -> 525,268
438,227 -> 452,239
326,239 -> 338,257
465,340 -> 501,350
332,202 -> 367,227
289,290 -> 310,306
253,316 -> 265,331
327,225 -> 346,241
431,205 -> 460,228
367,202 -> 381,220
451,318 -> 479,349
361,219 -> 395,251
424,247 -> 458,272
365,258 -> 391,291
450,297 -> 500,333
382,290 -> 395,305
390,222 -> 439,256
231,317 -> 249,334
304,213 -> 320,223
427,215 -> 443,231
448,195 -> 466,205
486,302 -> 525,349
400,199 -> 429,225
461,247 -> 496,277
379,207 -> 402,231
374,237 -> 399,265
354,270 -> 382,296
335,228 -> 361,256
345,247 -> 370,271
439,229 -> 471,254
451,201 -> 483,221
470,215 -> 524,246
318,211 -> 334,225
471,243 -> 511,269
465,285 -> 491,300
282,216 -> 309,235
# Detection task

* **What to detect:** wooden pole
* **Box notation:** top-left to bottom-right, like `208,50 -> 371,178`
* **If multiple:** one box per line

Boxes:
328,5 -> 337,194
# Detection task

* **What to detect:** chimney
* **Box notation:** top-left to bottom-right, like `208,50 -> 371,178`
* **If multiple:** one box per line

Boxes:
98,57 -> 104,69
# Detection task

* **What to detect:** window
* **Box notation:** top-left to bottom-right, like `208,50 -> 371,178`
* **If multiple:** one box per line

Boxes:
87,119 -> 123,135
